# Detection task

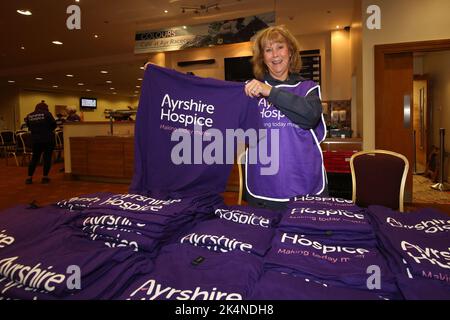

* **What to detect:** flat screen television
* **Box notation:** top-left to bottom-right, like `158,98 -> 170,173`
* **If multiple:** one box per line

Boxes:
224,56 -> 254,82
80,97 -> 97,110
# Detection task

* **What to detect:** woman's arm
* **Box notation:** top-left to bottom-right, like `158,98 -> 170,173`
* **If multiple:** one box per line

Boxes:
268,87 -> 322,129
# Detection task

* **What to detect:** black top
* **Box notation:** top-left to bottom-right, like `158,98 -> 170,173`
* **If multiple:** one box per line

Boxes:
264,73 -> 323,129
26,110 -> 57,144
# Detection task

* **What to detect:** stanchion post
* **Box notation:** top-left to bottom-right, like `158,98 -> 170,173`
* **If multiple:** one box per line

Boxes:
431,128 -> 450,191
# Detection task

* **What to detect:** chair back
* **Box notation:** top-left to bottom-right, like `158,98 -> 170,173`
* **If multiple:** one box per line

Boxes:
18,132 -> 33,154
0,130 -> 15,146
350,150 -> 409,212
55,129 -> 64,149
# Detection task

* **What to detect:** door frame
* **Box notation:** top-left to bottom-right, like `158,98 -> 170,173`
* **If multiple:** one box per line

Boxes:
374,39 -> 450,202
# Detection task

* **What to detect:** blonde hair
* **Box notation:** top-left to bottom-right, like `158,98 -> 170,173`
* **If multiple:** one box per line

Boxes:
251,25 -> 301,80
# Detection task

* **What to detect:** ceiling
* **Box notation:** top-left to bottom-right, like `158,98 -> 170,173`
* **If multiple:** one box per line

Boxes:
0,0 -> 355,98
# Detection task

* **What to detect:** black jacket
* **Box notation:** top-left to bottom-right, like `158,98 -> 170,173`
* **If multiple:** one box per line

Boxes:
264,73 -> 323,129
26,110 -> 57,144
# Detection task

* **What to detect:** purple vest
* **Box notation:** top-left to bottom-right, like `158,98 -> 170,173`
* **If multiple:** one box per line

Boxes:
246,81 -> 326,201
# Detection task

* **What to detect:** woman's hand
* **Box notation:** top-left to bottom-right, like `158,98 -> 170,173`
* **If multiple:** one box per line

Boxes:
244,79 -> 271,98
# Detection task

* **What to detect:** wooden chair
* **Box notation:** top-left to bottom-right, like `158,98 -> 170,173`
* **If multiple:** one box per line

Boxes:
350,150 -> 409,212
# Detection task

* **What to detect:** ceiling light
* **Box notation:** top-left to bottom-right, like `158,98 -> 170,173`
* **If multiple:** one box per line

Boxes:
164,10 -> 168,13
113,92 -> 117,95
17,10 -> 32,16
20,46 -> 25,50
110,87 -> 115,90
183,26 -> 187,29
137,78 -> 142,81
336,25 -> 340,29
66,74 -> 74,77
78,83 -> 84,86
86,89 -> 92,92
140,66 -> 145,70
134,91 -> 139,94
35,77 -> 43,80
52,41 -> 63,45
52,85 -> 59,88
94,34 -> 99,38
106,80 -> 112,84
136,85 -> 141,88
100,70 -> 108,74
8,80 -> 15,83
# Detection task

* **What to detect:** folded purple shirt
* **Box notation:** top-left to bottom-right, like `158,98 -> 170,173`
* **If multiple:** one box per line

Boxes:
118,243 -> 263,300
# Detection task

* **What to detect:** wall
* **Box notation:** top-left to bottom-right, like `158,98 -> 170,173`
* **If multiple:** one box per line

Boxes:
163,31 -> 333,100
330,30 -> 352,101
350,0 -> 363,138
361,0 -> 450,149
422,51 -> 450,181
0,87 -> 20,130
18,90 -> 139,125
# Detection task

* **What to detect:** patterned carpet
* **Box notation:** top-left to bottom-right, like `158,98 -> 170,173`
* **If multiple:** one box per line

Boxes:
413,174 -> 450,204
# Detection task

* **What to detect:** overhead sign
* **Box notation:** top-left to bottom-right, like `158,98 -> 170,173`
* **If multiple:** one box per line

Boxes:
134,12 -> 275,54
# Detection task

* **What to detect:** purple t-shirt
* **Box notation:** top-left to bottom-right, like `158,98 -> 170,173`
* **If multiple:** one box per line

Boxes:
214,205 -> 281,228
245,82 -> 327,201
368,205 -> 450,288
175,218 -> 275,256
0,225 -> 153,299
279,206 -> 375,242
118,243 -> 263,300
130,64 -> 261,199
249,271 -> 392,300
264,231 -> 398,296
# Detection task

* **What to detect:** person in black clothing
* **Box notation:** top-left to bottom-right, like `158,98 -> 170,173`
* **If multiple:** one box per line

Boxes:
25,101 -> 57,184
243,25 -> 327,210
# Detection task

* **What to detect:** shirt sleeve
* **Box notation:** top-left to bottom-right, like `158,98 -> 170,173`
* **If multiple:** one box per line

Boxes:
267,86 -> 323,129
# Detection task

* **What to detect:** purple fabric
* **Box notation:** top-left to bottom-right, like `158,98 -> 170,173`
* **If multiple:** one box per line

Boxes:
0,205 -> 77,251
175,218 -> 275,256
214,205 -> 281,228
287,195 -> 364,212
395,274 -> 450,300
117,243 -> 263,300
264,231 -> 398,296
246,82 -> 326,200
368,205 -> 450,288
279,206 -> 375,243
130,64 -> 260,198
0,225 -> 153,299
249,271 -> 391,300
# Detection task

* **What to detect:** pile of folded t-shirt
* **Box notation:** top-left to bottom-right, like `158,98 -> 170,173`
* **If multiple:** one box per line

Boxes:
367,205 -> 450,300
171,205 -> 280,256
55,192 -> 223,257
117,243 -> 263,300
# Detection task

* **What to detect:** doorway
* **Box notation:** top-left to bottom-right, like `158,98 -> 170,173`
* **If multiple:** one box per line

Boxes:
375,40 -> 450,204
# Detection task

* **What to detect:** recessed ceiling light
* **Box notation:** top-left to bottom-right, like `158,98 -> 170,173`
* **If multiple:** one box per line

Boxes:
52,85 -> 59,88
94,34 -> 99,39
66,74 -> 74,77
134,91 -> 139,93
86,89 -> 92,92
78,83 -> 84,86
52,41 -> 63,45
17,10 -> 32,16
137,78 -> 142,81
20,46 -> 25,50
100,70 -> 108,74
136,85 -> 141,88
164,10 -> 168,13
110,87 -> 115,90
336,25 -> 340,29
183,26 -> 187,29
35,77 -> 43,80
113,92 -> 117,95
106,80 -> 112,84
140,66 -> 145,70
8,80 -> 15,83
76,0 -> 80,2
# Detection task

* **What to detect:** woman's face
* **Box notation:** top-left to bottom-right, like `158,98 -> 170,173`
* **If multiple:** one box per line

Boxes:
263,39 -> 291,81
